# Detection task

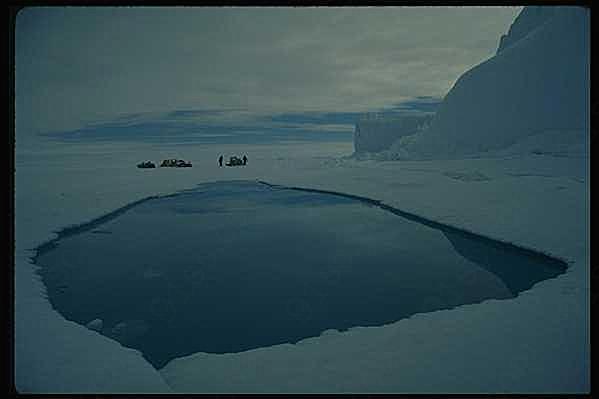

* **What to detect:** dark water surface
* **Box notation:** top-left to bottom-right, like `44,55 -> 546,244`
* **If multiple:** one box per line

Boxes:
35,181 -> 566,369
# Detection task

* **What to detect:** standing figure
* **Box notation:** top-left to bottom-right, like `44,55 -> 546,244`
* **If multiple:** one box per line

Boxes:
242,155 -> 247,165
218,155 -> 223,167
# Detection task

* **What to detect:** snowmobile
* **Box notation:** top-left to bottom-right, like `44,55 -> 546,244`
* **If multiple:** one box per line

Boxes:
160,159 -> 192,167
137,161 -> 156,168
225,156 -> 244,166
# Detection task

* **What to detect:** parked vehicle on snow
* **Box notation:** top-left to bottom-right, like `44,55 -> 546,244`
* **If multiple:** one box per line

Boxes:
160,159 -> 192,167
137,161 -> 156,168
225,156 -> 244,166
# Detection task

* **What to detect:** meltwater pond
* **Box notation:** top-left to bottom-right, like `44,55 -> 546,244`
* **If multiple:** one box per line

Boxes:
35,180 -> 566,369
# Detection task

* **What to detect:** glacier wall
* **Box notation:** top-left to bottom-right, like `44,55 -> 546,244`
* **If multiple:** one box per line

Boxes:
496,6 -> 556,54
353,114 -> 433,154
398,6 -> 589,159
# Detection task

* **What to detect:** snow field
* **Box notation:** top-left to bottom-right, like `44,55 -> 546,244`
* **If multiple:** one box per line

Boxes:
15,139 -> 588,392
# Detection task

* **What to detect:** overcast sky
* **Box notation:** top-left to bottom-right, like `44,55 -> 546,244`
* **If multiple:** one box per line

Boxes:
15,6 -> 521,138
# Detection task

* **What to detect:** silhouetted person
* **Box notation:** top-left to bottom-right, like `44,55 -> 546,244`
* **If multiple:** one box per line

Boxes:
218,155 -> 223,167
242,155 -> 247,165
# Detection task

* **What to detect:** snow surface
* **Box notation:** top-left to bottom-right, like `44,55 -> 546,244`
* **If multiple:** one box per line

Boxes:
15,137 -> 588,393
14,6 -> 589,393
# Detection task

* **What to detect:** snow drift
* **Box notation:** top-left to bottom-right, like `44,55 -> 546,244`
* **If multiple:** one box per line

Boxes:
391,6 -> 589,159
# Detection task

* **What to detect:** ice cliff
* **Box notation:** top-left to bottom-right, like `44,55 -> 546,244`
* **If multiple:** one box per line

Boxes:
356,6 -> 589,159
354,114 -> 433,154
496,6 -> 556,54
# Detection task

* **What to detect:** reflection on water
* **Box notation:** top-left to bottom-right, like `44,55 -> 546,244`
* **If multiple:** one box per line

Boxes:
442,230 -> 565,295
35,181 -> 566,369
